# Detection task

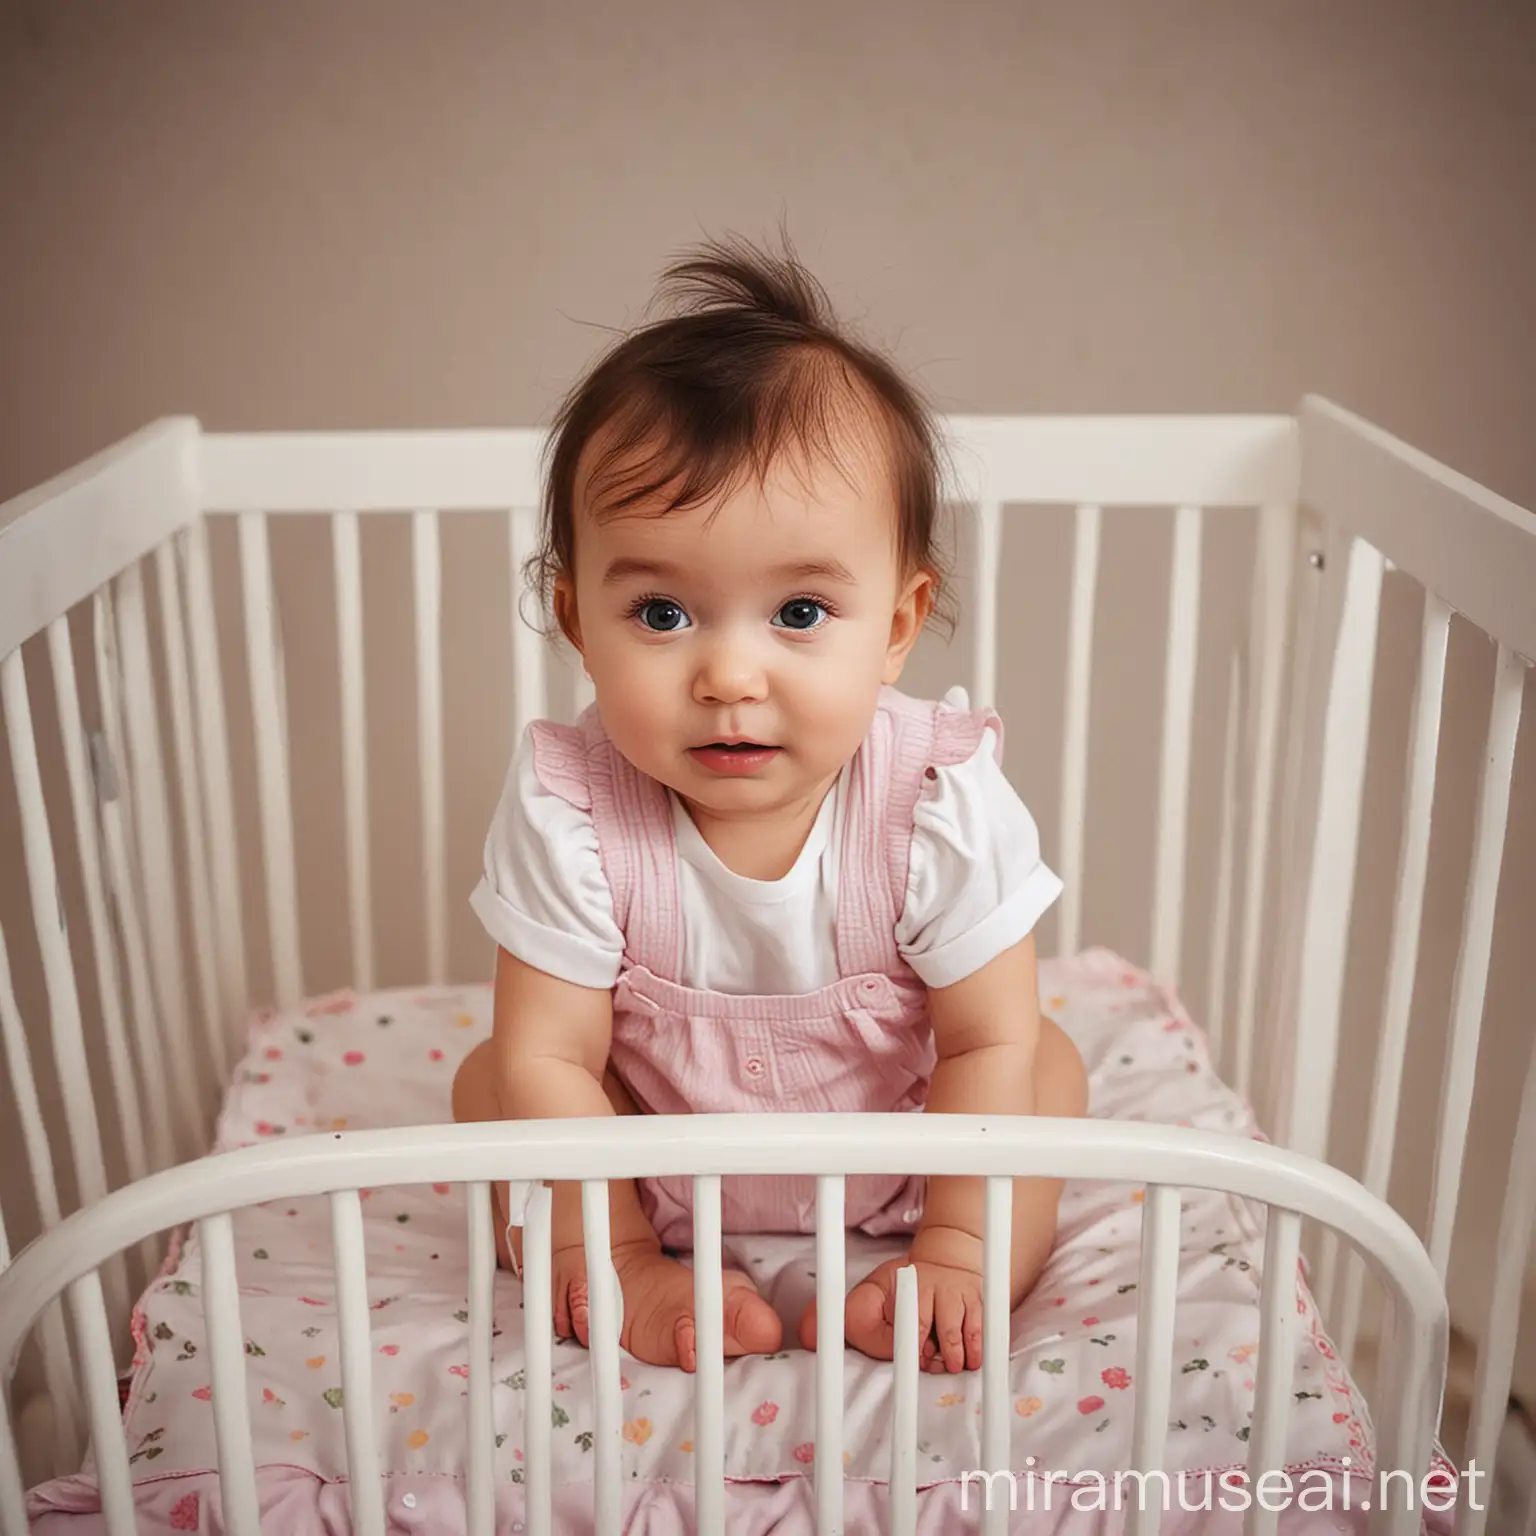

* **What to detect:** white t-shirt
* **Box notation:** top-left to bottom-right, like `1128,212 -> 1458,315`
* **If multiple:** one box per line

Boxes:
469,699 -> 1062,996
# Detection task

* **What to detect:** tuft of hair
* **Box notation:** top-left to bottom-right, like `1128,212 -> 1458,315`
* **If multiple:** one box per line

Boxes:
525,225 -> 957,638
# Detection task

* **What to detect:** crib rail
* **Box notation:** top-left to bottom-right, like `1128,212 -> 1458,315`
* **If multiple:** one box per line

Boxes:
0,1115 -> 1446,1536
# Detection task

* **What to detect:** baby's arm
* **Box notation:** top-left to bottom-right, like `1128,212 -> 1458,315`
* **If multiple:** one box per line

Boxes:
910,930 -> 1044,1288
489,946 -> 661,1259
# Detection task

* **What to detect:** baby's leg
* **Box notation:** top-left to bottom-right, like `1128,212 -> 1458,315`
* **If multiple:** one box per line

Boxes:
450,1041 -> 783,1368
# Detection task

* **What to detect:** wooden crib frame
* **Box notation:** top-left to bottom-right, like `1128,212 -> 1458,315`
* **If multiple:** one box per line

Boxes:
0,398 -> 1531,1535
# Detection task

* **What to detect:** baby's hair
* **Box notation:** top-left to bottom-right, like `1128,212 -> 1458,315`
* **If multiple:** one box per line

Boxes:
526,226 -> 958,639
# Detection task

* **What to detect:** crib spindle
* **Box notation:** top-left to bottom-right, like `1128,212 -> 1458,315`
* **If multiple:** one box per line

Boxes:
581,1180 -> 623,1536
970,500 -> 1002,710
691,1174 -> 725,1533
1459,1030 -> 1536,1536
814,1175 -> 846,1533
1,647 -> 125,1331
65,1268 -> 136,1536
1205,654 -> 1242,1066
330,1190 -> 386,1536
889,1264 -> 919,1536
1058,502 -> 1101,958
238,511 -> 305,1007
198,1211 -> 262,1536
1127,1184 -> 1181,1536
1281,534 -> 1385,1161
1150,505 -> 1202,983
466,1181 -> 496,1536
1427,647 -> 1525,1281
412,509 -> 448,987
0,922 -> 82,1463
522,1184 -> 554,1536
509,506 -> 548,744
45,618 -> 151,1194
0,1381 -> 27,1536
154,541 -> 227,1087
1234,504 -> 1296,1101
181,518 -> 251,1037
981,1176 -> 1013,1536
1337,592 -> 1450,1361
332,511 -> 375,991
115,560 -> 205,1152
1244,1207 -> 1301,1536
91,592 -> 176,1176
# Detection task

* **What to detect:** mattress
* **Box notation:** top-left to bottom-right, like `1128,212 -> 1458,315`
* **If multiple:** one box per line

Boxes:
26,948 -> 1456,1533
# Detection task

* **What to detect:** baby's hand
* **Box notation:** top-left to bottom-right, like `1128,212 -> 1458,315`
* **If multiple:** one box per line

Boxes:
801,1249 -> 988,1373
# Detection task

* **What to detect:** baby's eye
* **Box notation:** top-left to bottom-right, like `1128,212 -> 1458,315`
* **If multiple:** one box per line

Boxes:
634,598 -> 690,632
772,598 -> 829,632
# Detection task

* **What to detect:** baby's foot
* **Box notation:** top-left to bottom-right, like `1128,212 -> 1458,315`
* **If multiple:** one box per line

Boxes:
798,1255 -> 986,1373
553,1239 -> 783,1371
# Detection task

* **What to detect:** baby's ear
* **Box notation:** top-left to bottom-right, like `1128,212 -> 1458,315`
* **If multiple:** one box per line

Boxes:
552,571 -> 584,655
882,568 -> 935,683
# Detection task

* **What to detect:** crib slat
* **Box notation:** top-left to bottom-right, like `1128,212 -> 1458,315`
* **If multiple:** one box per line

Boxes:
413,509 -> 448,985
46,618 -> 150,1192
889,1264 -> 919,1536
970,500 -> 1003,710
238,511 -> 305,1006
0,922 -> 82,1462
65,1268 -> 135,1536
2,648 -> 124,1327
116,562 -> 206,1153
1150,506 -> 1202,982
330,1191 -> 385,1536
509,506 -> 548,743
199,1212 -> 262,1536
692,1175 -> 725,1533
1243,1207 -> 1301,1536
1233,504 -> 1295,1101
1337,592 -> 1450,1362
466,1181 -> 496,1536
981,1176 -> 1012,1536
1282,535 -> 1385,1161
155,541 -> 227,1086
181,518 -> 251,1037
1127,1185 -> 1181,1536
1205,652 -> 1242,1065
522,1184 -> 554,1536
92,591 -> 177,1175
332,511 -> 375,991
1458,1032 -> 1536,1536
815,1174 -> 845,1533
0,1384 -> 27,1536
1427,646 -> 1525,1281
581,1180 -> 623,1536
1058,502 -> 1101,957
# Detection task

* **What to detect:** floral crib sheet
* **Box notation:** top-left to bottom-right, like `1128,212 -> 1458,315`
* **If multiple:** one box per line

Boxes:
30,947 -> 1429,1526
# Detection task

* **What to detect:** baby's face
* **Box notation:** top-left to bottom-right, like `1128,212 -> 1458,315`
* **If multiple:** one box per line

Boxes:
557,425 -> 931,825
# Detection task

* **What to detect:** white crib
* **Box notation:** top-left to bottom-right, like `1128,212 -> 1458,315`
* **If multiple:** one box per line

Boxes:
0,398 -> 1531,1535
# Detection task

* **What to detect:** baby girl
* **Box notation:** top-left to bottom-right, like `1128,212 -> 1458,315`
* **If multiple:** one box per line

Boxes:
453,234 -> 1088,1375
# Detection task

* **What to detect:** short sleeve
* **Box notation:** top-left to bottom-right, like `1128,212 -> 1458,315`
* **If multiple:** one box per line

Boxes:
894,726 -> 1062,989
468,728 -> 626,990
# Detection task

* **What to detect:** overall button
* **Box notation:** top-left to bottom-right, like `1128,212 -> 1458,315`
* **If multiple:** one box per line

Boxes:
744,1055 -> 765,1077
859,978 -> 881,994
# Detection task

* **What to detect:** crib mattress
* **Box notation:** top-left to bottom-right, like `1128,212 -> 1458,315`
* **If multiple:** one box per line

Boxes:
28,949 -> 1451,1533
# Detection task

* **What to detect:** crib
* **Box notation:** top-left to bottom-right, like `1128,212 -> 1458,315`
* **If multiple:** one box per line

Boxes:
0,398 -> 1531,1536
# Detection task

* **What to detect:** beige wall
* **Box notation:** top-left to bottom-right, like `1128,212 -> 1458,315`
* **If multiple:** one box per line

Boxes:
2,0 -> 1534,1454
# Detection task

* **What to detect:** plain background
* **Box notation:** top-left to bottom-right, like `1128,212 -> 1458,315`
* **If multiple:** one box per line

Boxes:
2,0 -> 1534,1459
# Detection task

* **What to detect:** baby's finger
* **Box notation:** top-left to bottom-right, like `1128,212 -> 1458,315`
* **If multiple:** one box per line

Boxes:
963,1289 -> 984,1372
933,1285 -> 966,1374
918,1277 -> 938,1366
568,1276 -> 591,1349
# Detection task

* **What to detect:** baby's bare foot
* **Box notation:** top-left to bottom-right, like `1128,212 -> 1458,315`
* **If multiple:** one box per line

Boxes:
554,1239 -> 783,1371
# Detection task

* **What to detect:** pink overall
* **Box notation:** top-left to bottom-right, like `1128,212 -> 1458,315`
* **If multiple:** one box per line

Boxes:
527,686 -> 1003,1250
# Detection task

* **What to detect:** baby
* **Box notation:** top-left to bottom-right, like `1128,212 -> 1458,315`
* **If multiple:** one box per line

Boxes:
453,234 -> 1088,1375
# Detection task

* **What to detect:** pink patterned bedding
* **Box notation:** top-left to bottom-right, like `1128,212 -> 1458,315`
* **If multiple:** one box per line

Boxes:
26,949 -> 1455,1532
